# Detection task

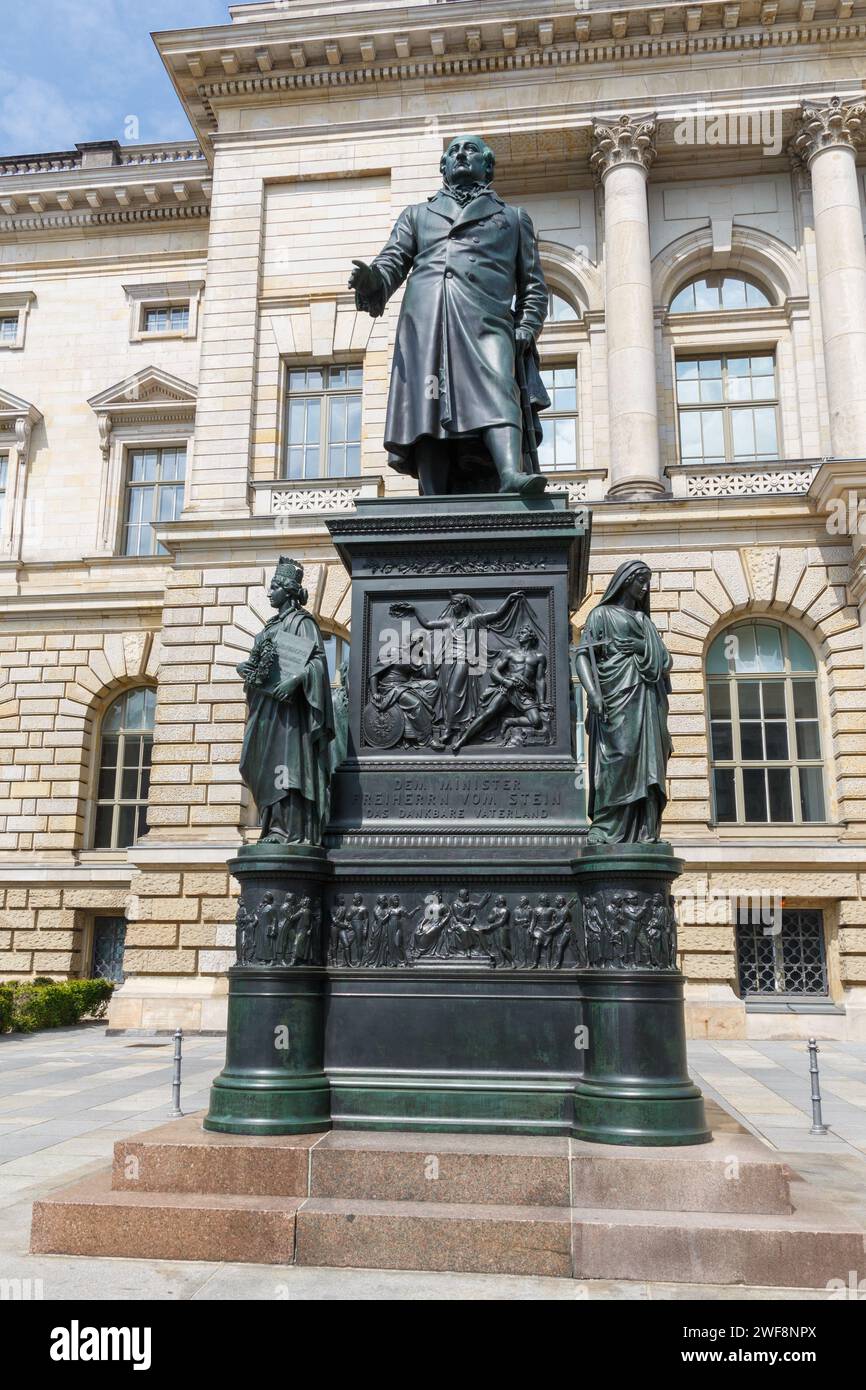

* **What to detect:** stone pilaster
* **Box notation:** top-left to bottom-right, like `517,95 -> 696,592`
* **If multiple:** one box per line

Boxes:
791,97 -> 866,460
591,114 -> 663,500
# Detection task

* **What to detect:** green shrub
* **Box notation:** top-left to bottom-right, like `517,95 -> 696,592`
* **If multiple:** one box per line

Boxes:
66,978 -> 114,1019
0,978 -> 115,1033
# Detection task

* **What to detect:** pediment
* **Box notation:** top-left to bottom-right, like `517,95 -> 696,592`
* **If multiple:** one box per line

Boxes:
0,387 -> 42,425
88,367 -> 198,413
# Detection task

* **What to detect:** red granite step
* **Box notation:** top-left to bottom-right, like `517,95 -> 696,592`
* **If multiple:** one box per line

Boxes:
308,1131 -> 571,1207
112,1114 -> 317,1197
31,1171 -> 300,1265
311,1130 -> 793,1215
295,1185 -> 864,1286
569,1134 -> 793,1215
30,1169 -> 863,1284
109,1114 -> 793,1214
569,1181 -> 865,1288
295,1197 -> 574,1277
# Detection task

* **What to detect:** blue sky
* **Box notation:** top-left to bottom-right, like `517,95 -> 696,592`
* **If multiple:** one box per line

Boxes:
0,2 -> 235,155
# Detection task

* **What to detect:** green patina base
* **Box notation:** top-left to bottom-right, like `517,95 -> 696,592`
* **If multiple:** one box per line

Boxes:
569,844 -> 710,1146
203,966 -> 331,1135
205,835 -> 710,1145
204,1078 -> 331,1136
329,1073 -> 577,1136
204,847 -> 333,1135
572,1081 -> 711,1146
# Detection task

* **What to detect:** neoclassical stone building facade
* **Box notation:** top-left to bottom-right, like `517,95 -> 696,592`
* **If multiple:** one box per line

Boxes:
1,0 -> 866,1038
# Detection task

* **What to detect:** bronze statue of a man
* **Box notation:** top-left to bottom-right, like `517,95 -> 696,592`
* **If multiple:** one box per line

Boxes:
575,562 -> 673,845
350,133 -> 550,497
237,558 -> 335,846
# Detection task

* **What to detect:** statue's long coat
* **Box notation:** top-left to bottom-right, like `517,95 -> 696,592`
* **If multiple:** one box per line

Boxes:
371,188 -> 550,478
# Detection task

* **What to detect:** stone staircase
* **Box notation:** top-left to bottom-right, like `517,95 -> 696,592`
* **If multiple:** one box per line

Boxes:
31,1111 -> 865,1286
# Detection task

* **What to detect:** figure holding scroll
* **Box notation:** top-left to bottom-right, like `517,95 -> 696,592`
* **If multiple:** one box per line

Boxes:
237,557 -> 335,846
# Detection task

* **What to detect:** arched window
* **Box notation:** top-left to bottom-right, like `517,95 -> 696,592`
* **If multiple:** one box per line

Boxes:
93,687 -> 156,849
669,273 -> 772,313
706,622 -> 826,825
547,290 -> 579,323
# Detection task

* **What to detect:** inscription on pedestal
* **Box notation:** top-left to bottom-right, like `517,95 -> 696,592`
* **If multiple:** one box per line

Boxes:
362,774 -> 564,820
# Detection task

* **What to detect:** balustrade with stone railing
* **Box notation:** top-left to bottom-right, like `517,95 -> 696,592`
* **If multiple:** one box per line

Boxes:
0,144 -> 204,177
254,476 -> 384,518
667,458 -> 824,500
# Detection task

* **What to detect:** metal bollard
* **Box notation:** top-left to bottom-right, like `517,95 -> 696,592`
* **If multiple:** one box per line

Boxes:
169,1027 -> 184,1118
807,1037 -> 828,1136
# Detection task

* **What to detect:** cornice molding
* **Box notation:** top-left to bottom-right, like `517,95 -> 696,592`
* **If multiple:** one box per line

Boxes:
0,202 -> 209,233
0,203 -> 210,234
193,26 -> 866,109
0,149 -> 211,234
154,4 -> 866,142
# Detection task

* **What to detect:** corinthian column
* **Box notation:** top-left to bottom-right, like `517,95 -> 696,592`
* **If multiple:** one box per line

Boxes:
592,114 -> 663,499
793,96 -> 866,459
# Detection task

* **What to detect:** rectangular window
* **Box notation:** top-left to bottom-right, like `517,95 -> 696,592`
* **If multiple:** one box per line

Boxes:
736,908 -> 828,997
123,446 -> 187,557
709,675 -> 825,825
285,366 -> 362,480
0,315 -> 19,342
676,354 -> 779,465
538,365 -> 578,472
91,917 -> 128,984
0,454 -> 7,532
143,304 -> 190,334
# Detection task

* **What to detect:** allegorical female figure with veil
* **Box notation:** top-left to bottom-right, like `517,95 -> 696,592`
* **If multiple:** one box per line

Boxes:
389,590 -> 538,746
575,561 -> 672,845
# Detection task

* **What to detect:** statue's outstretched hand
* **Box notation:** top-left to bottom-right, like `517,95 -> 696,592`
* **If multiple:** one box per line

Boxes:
350,260 -> 386,317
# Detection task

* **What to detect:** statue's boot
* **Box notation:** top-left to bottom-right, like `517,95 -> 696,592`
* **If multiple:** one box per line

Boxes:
499,471 -> 547,497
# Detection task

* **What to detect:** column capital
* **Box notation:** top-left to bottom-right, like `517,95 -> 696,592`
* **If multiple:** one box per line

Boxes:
591,113 -> 657,181
791,95 -> 866,164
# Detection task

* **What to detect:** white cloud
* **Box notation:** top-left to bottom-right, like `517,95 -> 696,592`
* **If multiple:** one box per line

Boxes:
0,3 -> 229,155
0,68 -> 113,153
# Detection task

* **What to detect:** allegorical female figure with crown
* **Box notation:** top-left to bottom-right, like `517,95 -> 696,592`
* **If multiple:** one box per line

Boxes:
237,557 -> 335,846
